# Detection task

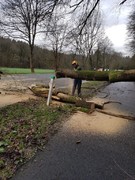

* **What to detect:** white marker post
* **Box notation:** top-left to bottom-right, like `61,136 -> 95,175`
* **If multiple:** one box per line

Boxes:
47,75 -> 55,106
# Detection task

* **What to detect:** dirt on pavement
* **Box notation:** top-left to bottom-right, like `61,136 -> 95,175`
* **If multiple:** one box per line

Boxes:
0,75 -> 38,108
0,92 -> 37,108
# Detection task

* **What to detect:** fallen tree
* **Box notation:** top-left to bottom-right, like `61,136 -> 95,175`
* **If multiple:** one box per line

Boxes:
29,85 -> 101,109
56,69 -> 135,82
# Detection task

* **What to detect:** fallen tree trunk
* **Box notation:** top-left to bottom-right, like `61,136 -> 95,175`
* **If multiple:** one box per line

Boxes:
57,93 -> 81,104
29,85 -> 81,104
29,87 -> 60,101
56,69 -> 135,82
75,100 -> 95,109
29,85 -> 101,109
56,69 -> 109,81
109,70 -> 135,82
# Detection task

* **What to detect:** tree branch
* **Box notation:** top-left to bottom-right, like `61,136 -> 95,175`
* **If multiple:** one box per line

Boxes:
119,0 -> 128,5
79,0 -> 100,35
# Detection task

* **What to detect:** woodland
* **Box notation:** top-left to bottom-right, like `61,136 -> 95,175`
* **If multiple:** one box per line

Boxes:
0,36 -> 134,71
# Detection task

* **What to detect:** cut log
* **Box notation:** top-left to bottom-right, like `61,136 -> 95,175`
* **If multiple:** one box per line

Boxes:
57,93 -> 96,110
76,100 -> 95,109
29,85 -> 110,110
29,86 -> 60,101
29,85 -> 69,96
57,93 -> 81,104
56,69 -> 135,82
28,86 -> 49,96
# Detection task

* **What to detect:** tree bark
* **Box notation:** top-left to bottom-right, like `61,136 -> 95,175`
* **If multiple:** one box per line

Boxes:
29,85 -> 105,109
30,46 -> 35,73
56,69 -> 135,82
57,93 -> 81,104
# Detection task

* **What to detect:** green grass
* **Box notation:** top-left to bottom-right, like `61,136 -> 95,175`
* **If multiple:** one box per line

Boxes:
0,67 -> 55,74
81,81 -> 108,98
82,81 -> 108,89
0,99 -> 74,179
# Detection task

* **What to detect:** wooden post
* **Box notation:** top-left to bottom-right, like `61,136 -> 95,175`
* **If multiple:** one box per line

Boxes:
47,76 -> 55,106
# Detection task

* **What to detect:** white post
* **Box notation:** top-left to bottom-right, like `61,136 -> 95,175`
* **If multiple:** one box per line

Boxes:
47,76 -> 55,106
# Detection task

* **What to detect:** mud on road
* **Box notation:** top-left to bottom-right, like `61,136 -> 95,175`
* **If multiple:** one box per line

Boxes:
0,74 -> 73,108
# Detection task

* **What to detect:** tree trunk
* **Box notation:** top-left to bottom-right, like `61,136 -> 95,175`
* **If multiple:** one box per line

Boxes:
56,69 -> 109,81
29,85 -> 105,109
30,46 -> 35,73
56,69 -> 135,82
57,93 -> 81,103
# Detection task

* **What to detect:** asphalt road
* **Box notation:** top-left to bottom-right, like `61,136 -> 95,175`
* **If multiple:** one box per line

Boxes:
96,82 -> 135,117
1,74 -> 73,89
12,82 -> 135,180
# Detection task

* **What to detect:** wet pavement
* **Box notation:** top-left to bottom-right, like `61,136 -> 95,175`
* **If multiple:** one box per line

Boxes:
0,74 -> 73,91
12,81 -> 135,180
96,82 -> 135,117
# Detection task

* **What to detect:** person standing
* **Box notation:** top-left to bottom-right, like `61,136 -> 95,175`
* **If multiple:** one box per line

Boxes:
71,60 -> 82,97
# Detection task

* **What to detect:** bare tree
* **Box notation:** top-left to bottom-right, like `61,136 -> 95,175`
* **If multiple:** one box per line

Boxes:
120,0 -> 128,5
0,0 -> 60,72
67,0 -> 129,34
96,36 -> 113,69
67,4 -> 102,69
45,8 -> 68,71
127,6 -> 135,54
82,7 -> 102,69
68,0 -> 100,35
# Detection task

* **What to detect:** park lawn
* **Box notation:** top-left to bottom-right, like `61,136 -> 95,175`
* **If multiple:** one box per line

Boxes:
0,67 -> 55,74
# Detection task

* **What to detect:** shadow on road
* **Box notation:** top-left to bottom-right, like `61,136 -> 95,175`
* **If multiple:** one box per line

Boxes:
13,111 -> 135,180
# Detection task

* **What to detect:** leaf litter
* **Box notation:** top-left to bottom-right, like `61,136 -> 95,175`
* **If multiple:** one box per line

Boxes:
0,99 -> 73,179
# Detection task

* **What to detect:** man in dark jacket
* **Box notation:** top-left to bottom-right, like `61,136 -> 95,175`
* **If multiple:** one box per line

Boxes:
71,60 -> 82,97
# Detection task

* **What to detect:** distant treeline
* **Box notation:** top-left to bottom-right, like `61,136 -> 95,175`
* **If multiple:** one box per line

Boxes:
0,36 -> 135,70
0,37 -> 71,69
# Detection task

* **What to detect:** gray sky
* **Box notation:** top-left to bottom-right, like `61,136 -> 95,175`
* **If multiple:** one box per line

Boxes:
101,0 -> 133,56
35,0 -> 133,56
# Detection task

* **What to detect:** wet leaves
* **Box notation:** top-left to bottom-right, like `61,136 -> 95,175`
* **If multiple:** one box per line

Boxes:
0,99 -> 72,180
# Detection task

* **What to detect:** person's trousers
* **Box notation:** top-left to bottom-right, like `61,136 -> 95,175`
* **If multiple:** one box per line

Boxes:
72,79 -> 82,96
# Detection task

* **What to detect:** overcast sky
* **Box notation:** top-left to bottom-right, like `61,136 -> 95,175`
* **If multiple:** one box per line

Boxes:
35,0 -> 133,56
101,0 -> 133,56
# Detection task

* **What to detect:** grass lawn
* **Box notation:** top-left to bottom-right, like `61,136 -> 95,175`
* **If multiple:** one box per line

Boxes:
0,67 -> 55,74
0,99 -> 75,179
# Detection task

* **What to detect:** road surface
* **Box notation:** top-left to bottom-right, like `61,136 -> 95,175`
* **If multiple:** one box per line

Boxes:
10,81 -> 135,180
0,74 -> 73,91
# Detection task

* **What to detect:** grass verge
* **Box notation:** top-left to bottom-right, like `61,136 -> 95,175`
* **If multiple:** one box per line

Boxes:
0,99 -> 75,179
81,81 -> 108,98
0,67 -> 55,74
